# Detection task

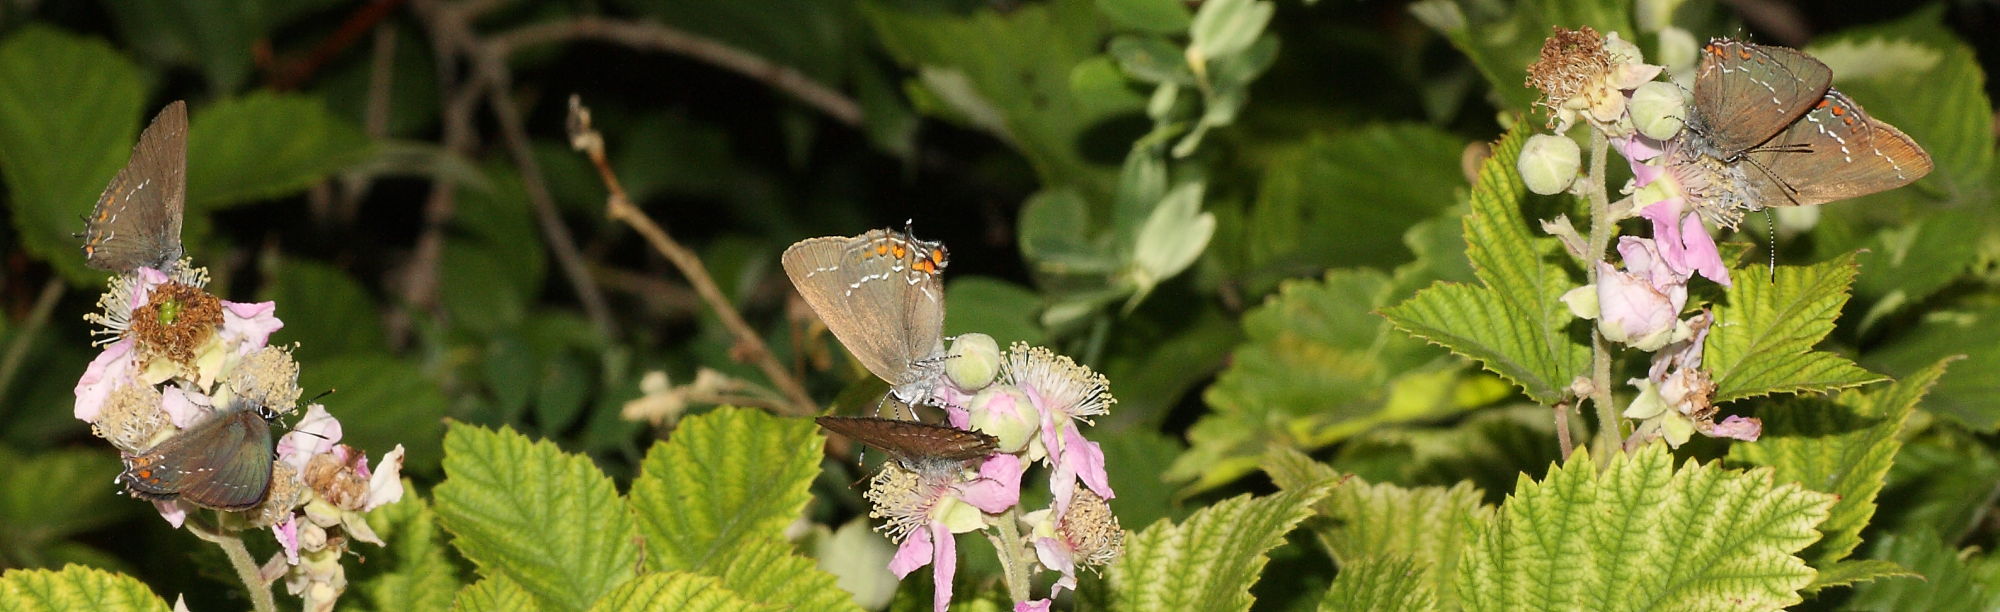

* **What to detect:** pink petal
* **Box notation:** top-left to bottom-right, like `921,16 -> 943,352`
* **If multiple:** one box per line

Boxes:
362,445 -> 408,511
1033,535 -> 1079,595
1061,427 -> 1114,500
1707,415 -> 1761,441
74,339 -> 136,422
1678,212 -> 1731,287
930,521 -> 956,612
1594,263 -> 1677,346
220,301 -> 284,351
888,527 -> 933,578
1015,601 -> 1053,612
154,499 -> 188,528
275,514 -> 301,565
959,454 -> 1022,513
277,405 -> 342,473
161,386 -> 212,428
932,385 -> 974,410
944,406 -> 971,430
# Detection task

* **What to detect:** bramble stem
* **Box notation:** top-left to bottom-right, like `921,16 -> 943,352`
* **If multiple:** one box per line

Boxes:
1583,130 -> 1621,467
987,506 -> 1033,604
187,516 -> 276,612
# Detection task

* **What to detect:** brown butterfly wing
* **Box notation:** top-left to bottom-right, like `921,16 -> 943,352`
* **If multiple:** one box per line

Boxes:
85,101 -> 187,273
1693,40 -> 1832,157
1738,90 -> 1933,208
815,416 -> 997,464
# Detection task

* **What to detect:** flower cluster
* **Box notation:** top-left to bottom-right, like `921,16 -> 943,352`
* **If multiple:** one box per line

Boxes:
852,333 -> 1125,611
1523,26 -> 1758,447
73,262 -> 404,611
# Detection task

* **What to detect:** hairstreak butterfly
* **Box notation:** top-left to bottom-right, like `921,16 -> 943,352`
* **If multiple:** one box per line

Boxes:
815,416 -> 996,471
83,101 -> 189,274
117,403 -> 275,511
1673,39 -> 1932,227
782,226 -> 951,408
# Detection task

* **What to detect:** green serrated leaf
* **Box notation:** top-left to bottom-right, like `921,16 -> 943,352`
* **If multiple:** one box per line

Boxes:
1175,269 -> 1462,491
1318,555 -> 1437,612
1807,559 -> 1917,591
1381,124 -> 1589,405
359,484 -> 460,612
1332,404 -> 1561,500
1875,431 -> 2000,537
452,575 -> 540,612
434,424 -> 638,612
0,26 -> 144,285
1848,531 -> 2000,609
631,408 -> 820,571
587,572 -> 763,612
0,448 -> 132,563
1454,445 -> 1834,610
1729,358 -> 1949,572
1864,306 -> 2000,431
187,91 -> 373,210
1265,448 -> 1486,608
1704,254 -> 1884,403
1105,484 -> 1332,611
0,565 -> 168,612
627,409 -> 854,610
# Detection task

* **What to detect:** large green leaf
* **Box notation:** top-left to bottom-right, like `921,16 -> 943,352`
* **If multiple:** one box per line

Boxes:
0,566 -> 167,612
1317,555 -> 1436,612
1454,445 -> 1834,610
256,257 -> 387,363
0,448 -> 132,568
1847,531 -> 2000,610
1874,431 -> 2000,538
1265,448 -> 1486,608
865,0 -> 1139,198
0,27 -> 144,284
586,572 -> 760,612
299,355 -> 447,475
1103,484 -> 1332,610
358,485 -> 461,612
1864,305 -> 2000,431
186,92 -> 373,210
1178,269 -> 1466,491
1246,124 -> 1466,276
628,408 -> 856,610
1728,358 -> 1949,575
1382,124 -> 1589,405
452,575 -> 540,612
1703,254 -> 1882,403
433,425 -> 639,612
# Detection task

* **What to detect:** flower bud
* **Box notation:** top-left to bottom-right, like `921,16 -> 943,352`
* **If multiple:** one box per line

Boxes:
1655,26 -> 1698,72
969,385 -> 1038,453
1602,31 -> 1643,65
945,333 -> 1000,391
1629,81 -> 1686,140
1519,134 -> 1581,195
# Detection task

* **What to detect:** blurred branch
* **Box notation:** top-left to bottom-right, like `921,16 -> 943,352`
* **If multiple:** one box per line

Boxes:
489,16 -> 863,127
0,278 -> 62,407
266,0 -> 408,90
407,0 -> 622,344
566,95 -> 819,417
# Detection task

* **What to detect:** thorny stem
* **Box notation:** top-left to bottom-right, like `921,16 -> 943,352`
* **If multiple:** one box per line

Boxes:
1584,130 -> 1621,468
187,516 -> 276,612
565,96 -> 819,417
987,505 -> 1033,604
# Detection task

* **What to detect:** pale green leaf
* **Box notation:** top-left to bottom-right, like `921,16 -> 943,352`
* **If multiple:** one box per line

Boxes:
1381,124 -> 1589,405
0,566 -> 167,612
434,425 -> 638,612
1104,485 -> 1332,611
1848,531 -> 2000,610
629,408 -> 855,610
452,576 -> 540,612
186,91 -> 373,209
1807,559 -> 1917,591
1318,555 -> 1437,612
1265,448 -> 1486,608
1704,254 -> 1884,403
0,26 -> 144,284
1188,0 -> 1271,60
358,484 -> 461,612
1729,358 -> 1949,572
1128,181 -> 1213,303
1175,269 -> 1462,491
587,572 -> 766,612
1108,36 -> 1193,85
1454,445 -> 1835,610
631,407 -> 819,571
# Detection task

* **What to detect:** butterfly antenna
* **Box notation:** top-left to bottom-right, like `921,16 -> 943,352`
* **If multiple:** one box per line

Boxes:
1765,210 -> 1778,283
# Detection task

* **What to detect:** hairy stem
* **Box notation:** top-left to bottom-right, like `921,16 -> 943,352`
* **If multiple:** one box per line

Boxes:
1584,130 -> 1620,467
187,517 -> 276,612
987,506 -> 1033,604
